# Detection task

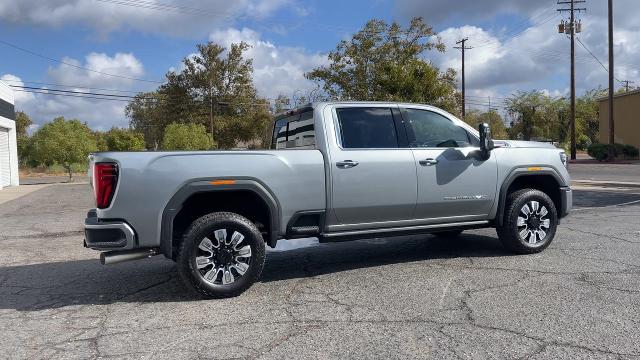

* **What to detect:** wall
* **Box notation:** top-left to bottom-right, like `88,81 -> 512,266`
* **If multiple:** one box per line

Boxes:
0,80 -> 19,189
598,90 -> 640,149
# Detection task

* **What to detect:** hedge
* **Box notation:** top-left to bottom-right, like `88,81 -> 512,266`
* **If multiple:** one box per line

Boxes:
587,143 -> 640,161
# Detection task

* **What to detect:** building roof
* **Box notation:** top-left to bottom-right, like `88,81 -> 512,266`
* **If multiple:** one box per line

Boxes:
0,80 -> 14,105
597,88 -> 640,102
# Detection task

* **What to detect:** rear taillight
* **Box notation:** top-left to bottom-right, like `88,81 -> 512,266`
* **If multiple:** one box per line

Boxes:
93,163 -> 118,209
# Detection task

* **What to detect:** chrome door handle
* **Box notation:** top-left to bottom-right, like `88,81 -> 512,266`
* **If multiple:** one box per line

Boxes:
419,158 -> 438,166
336,160 -> 359,169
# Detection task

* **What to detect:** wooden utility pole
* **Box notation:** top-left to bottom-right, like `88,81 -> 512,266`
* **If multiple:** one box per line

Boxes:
455,38 -> 471,118
608,0 -> 615,149
558,0 -> 586,160
621,80 -> 634,93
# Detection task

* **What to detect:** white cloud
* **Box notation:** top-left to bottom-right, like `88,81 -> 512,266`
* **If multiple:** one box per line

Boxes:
2,52 -> 149,130
422,0 -> 640,112
209,27 -> 327,100
0,0 -> 299,37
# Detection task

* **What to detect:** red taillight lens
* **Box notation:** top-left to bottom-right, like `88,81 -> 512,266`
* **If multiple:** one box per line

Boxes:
93,163 -> 118,209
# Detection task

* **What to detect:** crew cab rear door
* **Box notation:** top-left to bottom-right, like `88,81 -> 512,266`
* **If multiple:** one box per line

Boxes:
327,105 -> 417,228
401,107 -> 498,221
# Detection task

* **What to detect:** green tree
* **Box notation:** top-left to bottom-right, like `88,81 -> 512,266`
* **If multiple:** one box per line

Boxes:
127,42 -> 272,149
104,128 -> 146,151
463,109 -> 508,139
94,131 -> 108,152
505,91 -> 568,141
14,111 -> 32,165
576,88 -> 605,144
162,123 -> 213,150
30,117 -> 97,180
306,17 -> 459,114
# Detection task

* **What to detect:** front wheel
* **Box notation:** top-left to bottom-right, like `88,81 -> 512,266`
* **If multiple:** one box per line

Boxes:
497,189 -> 558,254
177,212 -> 266,298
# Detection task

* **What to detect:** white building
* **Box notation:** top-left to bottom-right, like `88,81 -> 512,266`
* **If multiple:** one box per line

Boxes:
0,80 -> 19,189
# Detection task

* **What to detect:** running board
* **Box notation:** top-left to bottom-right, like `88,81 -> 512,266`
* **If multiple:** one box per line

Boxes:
319,220 -> 490,243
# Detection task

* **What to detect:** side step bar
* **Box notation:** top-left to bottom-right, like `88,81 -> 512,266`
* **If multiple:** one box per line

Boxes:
319,220 -> 490,243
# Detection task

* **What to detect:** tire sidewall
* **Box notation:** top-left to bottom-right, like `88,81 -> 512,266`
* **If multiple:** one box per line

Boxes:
178,213 -> 266,298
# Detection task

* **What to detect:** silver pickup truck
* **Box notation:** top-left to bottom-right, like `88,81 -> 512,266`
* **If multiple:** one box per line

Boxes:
85,102 -> 572,298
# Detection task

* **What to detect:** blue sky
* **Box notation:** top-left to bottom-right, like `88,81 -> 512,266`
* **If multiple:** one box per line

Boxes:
1,0 -> 638,130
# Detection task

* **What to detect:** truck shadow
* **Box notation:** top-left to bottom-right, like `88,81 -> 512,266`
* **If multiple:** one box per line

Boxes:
0,233 -> 511,311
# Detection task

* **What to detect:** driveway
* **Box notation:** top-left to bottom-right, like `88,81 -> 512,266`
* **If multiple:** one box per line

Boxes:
1,184 -> 639,359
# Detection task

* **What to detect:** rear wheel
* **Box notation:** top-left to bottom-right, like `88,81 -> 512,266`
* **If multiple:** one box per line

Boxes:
177,212 -> 266,298
497,189 -> 558,254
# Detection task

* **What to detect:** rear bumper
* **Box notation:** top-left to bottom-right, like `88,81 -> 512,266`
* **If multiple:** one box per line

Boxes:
559,186 -> 572,218
84,209 -> 136,250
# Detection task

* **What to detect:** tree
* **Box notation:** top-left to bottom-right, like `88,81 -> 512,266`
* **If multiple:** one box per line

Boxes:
463,109 -> 508,139
127,42 -> 272,150
29,117 -> 97,180
104,128 -> 146,151
162,123 -> 213,150
14,111 -> 32,165
576,88 -> 606,144
306,17 -> 460,114
505,91 -> 567,141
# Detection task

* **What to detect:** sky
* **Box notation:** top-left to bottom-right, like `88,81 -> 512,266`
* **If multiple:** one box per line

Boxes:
0,0 -> 639,131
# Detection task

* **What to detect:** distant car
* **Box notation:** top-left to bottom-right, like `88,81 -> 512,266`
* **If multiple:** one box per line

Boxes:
84,102 -> 572,298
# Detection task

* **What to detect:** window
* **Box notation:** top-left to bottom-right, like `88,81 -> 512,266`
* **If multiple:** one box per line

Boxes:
404,109 -> 473,148
336,108 -> 398,148
271,111 -> 315,149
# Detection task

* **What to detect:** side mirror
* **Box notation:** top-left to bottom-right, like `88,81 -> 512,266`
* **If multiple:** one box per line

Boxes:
479,123 -> 494,153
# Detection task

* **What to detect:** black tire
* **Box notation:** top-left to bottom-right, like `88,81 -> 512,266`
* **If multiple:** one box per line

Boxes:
433,230 -> 463,238
177,212 -> 266,299
497,189 -> 558,254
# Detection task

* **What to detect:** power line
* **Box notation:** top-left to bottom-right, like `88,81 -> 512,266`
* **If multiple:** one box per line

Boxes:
0,39 -> 164,84
576,36 -> 623,84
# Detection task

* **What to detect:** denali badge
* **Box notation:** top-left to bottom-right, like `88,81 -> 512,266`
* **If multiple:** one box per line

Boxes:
444,195 -> 488,200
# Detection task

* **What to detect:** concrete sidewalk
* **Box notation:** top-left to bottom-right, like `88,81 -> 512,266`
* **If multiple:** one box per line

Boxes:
0,182 -> 89,205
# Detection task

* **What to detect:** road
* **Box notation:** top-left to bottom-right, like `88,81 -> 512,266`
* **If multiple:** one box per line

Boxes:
569,162 -> 640,183
1,184 -> 639,359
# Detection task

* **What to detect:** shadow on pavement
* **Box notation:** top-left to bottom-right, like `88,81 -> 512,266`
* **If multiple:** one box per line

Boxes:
0,233 -> 510,311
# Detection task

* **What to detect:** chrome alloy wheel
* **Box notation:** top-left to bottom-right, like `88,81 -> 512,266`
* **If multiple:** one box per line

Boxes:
517,201 -> 551,245
195,229 -> 252,285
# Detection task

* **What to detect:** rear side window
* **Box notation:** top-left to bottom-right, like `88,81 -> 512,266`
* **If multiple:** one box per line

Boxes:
271,111 -> 315,149
336,108 -> 398,148
403,109 -> 473,148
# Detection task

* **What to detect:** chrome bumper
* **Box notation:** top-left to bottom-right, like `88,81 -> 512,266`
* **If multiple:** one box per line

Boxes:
84,209 -> 136,250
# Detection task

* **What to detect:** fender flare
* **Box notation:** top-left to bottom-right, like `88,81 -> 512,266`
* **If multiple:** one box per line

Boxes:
495,167 -> 566,226
159,178 -> 281,259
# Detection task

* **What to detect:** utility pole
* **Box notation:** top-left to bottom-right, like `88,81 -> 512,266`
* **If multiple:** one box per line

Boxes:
455,38 -> 471,118
557,0 -> 586,160
621,80 -> 634,93
608,0 -> 615,151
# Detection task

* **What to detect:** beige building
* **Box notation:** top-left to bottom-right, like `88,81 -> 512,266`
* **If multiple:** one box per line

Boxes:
598,90 -> 640,149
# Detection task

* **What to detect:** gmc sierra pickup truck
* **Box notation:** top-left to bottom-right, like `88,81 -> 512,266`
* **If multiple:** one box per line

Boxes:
85,102 -> 572,298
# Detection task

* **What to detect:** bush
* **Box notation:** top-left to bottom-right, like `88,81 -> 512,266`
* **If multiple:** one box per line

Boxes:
587,143 -> 640,161
576,134 -> 592,151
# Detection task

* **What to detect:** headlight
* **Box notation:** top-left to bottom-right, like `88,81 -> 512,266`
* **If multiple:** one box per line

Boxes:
559,152 -> 568,169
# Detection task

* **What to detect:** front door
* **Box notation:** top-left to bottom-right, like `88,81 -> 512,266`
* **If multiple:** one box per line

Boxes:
329,106 -> 417,226
401,107 -> 497,221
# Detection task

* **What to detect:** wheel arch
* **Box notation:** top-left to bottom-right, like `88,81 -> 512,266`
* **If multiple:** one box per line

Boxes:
160,178 -> 281,259
496,168 -> 566,226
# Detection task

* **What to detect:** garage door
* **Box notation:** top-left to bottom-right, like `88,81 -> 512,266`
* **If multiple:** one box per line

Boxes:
0,127 -> 10,187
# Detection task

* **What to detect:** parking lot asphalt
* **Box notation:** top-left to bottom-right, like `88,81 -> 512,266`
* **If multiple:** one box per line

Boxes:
1,184 -> 639,359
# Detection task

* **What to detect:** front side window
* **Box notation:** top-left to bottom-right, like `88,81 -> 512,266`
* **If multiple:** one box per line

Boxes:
336,107 -> 398,148
404,109 -> 473,148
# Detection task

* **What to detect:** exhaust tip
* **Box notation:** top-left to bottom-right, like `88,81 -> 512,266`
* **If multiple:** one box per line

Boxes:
100,248 -> 158,265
